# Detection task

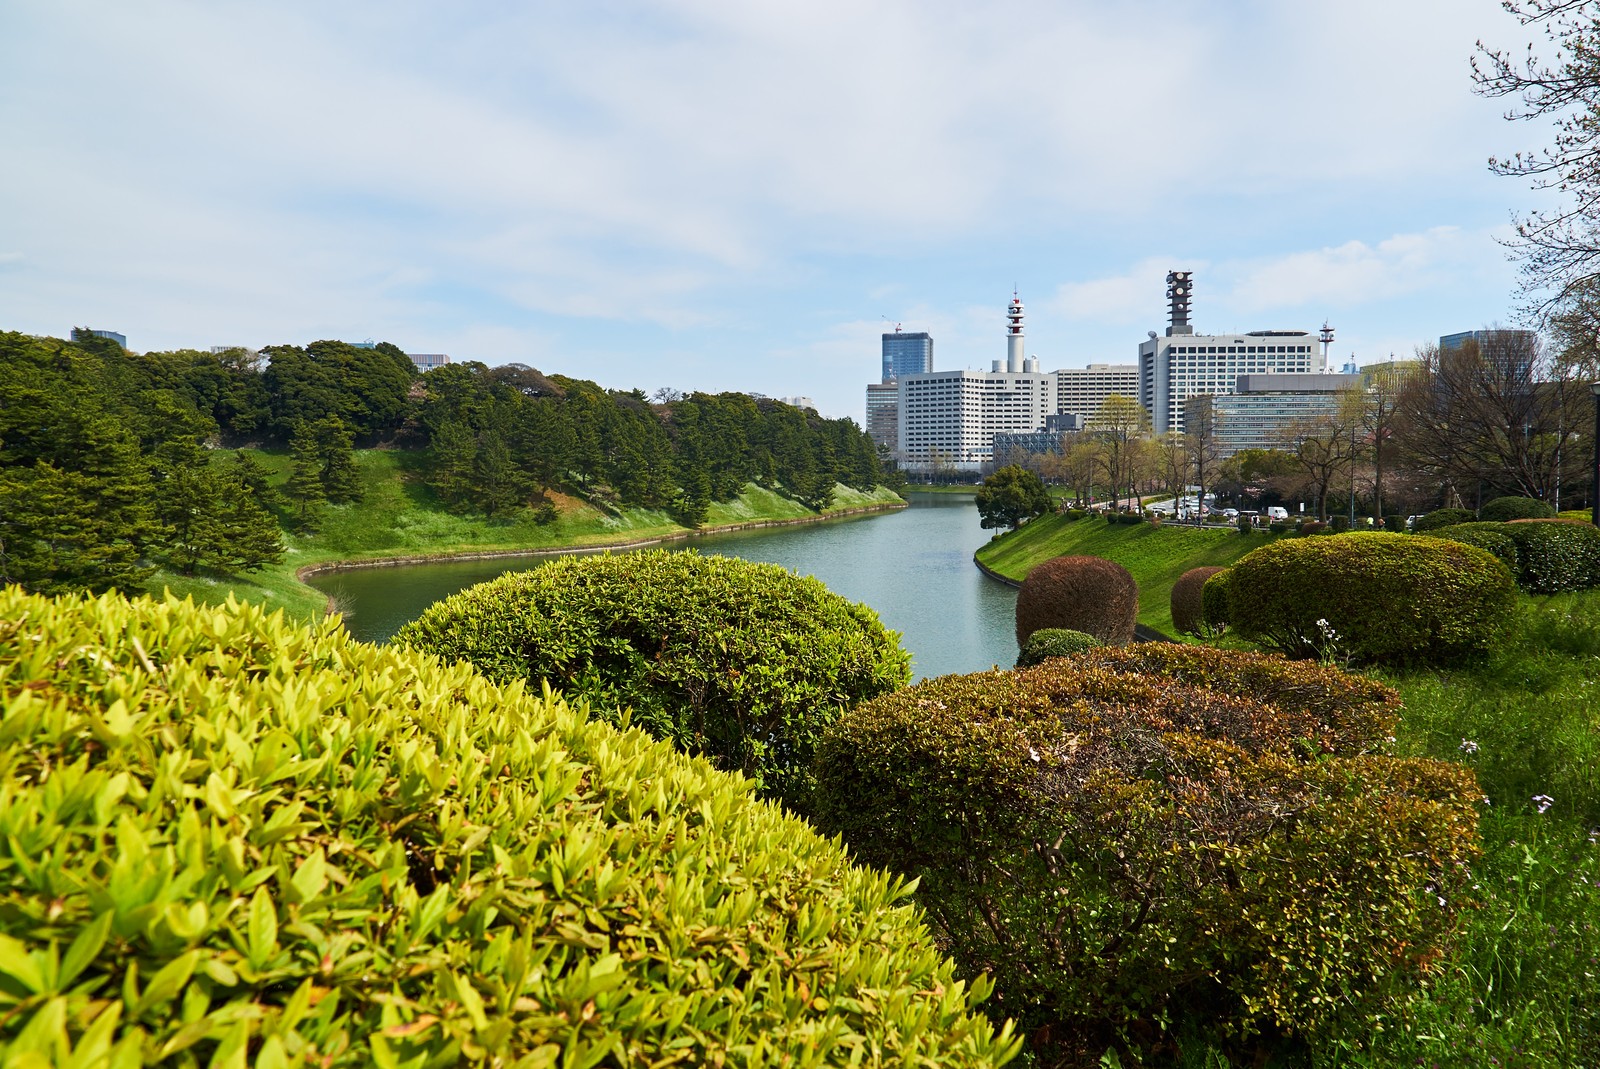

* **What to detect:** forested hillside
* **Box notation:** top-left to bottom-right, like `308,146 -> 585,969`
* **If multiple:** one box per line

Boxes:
0,330 -> 897,596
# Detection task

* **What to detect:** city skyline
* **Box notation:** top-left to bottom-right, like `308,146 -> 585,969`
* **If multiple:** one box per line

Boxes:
2,1 -> 1535,421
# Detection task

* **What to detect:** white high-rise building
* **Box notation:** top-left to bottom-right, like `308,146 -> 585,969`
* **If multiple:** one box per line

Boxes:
1138,271 -> 1317,434
897,296 -> 1054,471
1055,363 -> 1139,424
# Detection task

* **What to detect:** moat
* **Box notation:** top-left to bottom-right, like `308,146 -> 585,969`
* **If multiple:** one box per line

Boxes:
309,491 -> 1017,680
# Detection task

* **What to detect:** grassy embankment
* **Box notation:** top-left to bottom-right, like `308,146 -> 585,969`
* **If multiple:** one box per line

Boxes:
147,448 -> 905,623
976,512 -> 1282,635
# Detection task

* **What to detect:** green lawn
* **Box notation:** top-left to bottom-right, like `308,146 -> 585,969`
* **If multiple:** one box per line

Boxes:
146,449 -> 905,624
976,513 -> 1282,635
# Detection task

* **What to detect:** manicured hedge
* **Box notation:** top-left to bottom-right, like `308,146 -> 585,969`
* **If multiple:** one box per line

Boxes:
1429,520 -> 1521,574
1220,532 -> 1516,667
1414,507 -> 1476,532
812,646 -> 1477,1063
0,588 -> 1018,1068
1014,555 -> 1138,647
1201,568 -> 1232,632
1171,565 -> 1227,636
393,550 -> 910,808
1014,628 -> 1100,667
1480,495 -> 1555,522
1501,519 -> 1600,593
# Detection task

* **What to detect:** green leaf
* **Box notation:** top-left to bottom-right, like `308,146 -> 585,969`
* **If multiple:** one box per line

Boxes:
290,848 -> 327,904
132,950 -> 197,1016
247,888 -> 277,971
59,912 -> 113,990
0,933 -> 47,994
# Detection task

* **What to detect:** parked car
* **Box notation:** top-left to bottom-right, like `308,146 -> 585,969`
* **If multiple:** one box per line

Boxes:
1222,508 -> 1239,521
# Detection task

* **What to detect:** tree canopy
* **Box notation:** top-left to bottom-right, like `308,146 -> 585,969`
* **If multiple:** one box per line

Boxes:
976,464 -> 1054,530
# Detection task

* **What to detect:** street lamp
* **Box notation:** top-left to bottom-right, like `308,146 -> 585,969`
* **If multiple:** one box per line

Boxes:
1592,382 -> 1600,527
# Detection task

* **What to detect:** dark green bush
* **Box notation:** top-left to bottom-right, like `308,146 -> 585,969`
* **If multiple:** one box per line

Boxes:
1480,495 -> 1556,522
0,588 -> 1018,1068
394,550 -> 910,807
1414,507 -> 1476,532
1015,627 -> 1101,667
1301,520 -> 1327,535
813,646 -> 1476,1064
1501,519 -> 1600,593
1221,533 -> 1516,667
1236,515 -> 1252,534
1171,565 -> 1227,636
1383,513 -> 1404,533
1202,569 -> 1232,631
1269,520 -> 1289,533
1014,555 -> 1138,647
1330,515 -> 1350,533
1431,521 -> 1521,575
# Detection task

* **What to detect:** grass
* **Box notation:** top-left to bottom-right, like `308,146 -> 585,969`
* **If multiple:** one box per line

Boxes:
143,448 -> 905,624
976,513 -> 1282,634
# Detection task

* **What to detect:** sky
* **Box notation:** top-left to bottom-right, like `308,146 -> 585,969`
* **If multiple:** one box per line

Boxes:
0,0 -> 1561,422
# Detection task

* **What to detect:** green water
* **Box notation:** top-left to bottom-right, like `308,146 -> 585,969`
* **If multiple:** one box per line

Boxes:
308,492 -> 1018,680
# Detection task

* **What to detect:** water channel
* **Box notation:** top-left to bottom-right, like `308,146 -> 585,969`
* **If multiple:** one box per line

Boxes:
308,492 -> 1019,680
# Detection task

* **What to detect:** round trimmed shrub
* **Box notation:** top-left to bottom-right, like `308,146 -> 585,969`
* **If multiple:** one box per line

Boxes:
1014,555 -> 1138,647
1222,533 -> 1516,667
1300,520 -> 1327,535
1015,627 -> 1101,667
1414,507 -> 1476,532
1501,518 -> 1600,593
1383,513 -> 1405,533
1201,568 -> 1232,631
1171,565 -> 1227,636
393,550 -> 910,807
813,646 -> 1476,1063
0,588 -> 1017,1068
1330,514 -> 1350,533
1431,520 -> 1521,575
1480,495 -> 1556,522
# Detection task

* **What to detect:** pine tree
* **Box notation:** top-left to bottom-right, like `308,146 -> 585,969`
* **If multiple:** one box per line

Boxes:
429,418 -> 478,511
209,474 -> 285,573
315,416 -> 363,504
150,437 -> 226,576
284,422 -> 327,530
472,430 -> 533,517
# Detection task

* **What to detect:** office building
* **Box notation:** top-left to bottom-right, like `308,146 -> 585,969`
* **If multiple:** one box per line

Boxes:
897,297 -> 1053,472
71,327 -> 126,349
865,382 -> 899,452
1207,372 -> 1361,457
882,329 -> 933,381
407,352 -> 452,372
1055,363 -> 1139,424
1139,271 -> 1318,434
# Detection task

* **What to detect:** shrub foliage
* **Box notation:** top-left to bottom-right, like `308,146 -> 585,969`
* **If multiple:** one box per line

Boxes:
1414,507 -> 1477,532
393,550 -> 910,807
0,588 -> 1017,1068
1014,628 -> 1101,667
1171,565 -> 1227,636
1480,495 -> 1556,522
1501,519 -> 1600,593
812,646 -> 1478,1062
1221,532 -> 1516,667
1014,555 -> 1138,647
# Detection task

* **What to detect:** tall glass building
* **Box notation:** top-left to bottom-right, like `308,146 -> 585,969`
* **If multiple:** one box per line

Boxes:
882,331 -> 933,382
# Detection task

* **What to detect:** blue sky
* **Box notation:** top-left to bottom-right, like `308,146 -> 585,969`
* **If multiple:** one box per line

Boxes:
0,0 -> 1555,421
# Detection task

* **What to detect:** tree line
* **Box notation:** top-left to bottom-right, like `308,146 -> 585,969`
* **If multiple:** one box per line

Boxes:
0,330 -> 894,596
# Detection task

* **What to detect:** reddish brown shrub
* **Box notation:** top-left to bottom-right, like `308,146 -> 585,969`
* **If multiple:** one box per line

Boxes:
1015,554 -> 1137,646
1171,565 -> 1226,635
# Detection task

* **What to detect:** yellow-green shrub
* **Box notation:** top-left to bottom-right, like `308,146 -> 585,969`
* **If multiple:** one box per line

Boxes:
1014,628 -> 1100,667
393,550 -> 910,808
812,647 -> 1477,1064
1221,533 -> 1516,667
0,588 -> 1018,1068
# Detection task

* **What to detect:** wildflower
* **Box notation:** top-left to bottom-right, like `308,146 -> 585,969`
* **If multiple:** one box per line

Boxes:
1459,739 -> 1479,756
1028,746 -> 1040,763
1533,794 -> 1555,814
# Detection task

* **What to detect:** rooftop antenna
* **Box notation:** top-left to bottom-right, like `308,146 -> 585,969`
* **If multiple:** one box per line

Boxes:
1319,321 -> 1335,373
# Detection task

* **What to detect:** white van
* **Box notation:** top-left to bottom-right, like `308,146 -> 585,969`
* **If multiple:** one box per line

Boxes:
1265,506 -> 1289,522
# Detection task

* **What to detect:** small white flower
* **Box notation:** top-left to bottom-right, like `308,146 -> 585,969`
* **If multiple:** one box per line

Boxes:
1459,739 -> 1479,756
1533,794 -> 1555,814
1028,746 -> 1040,763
